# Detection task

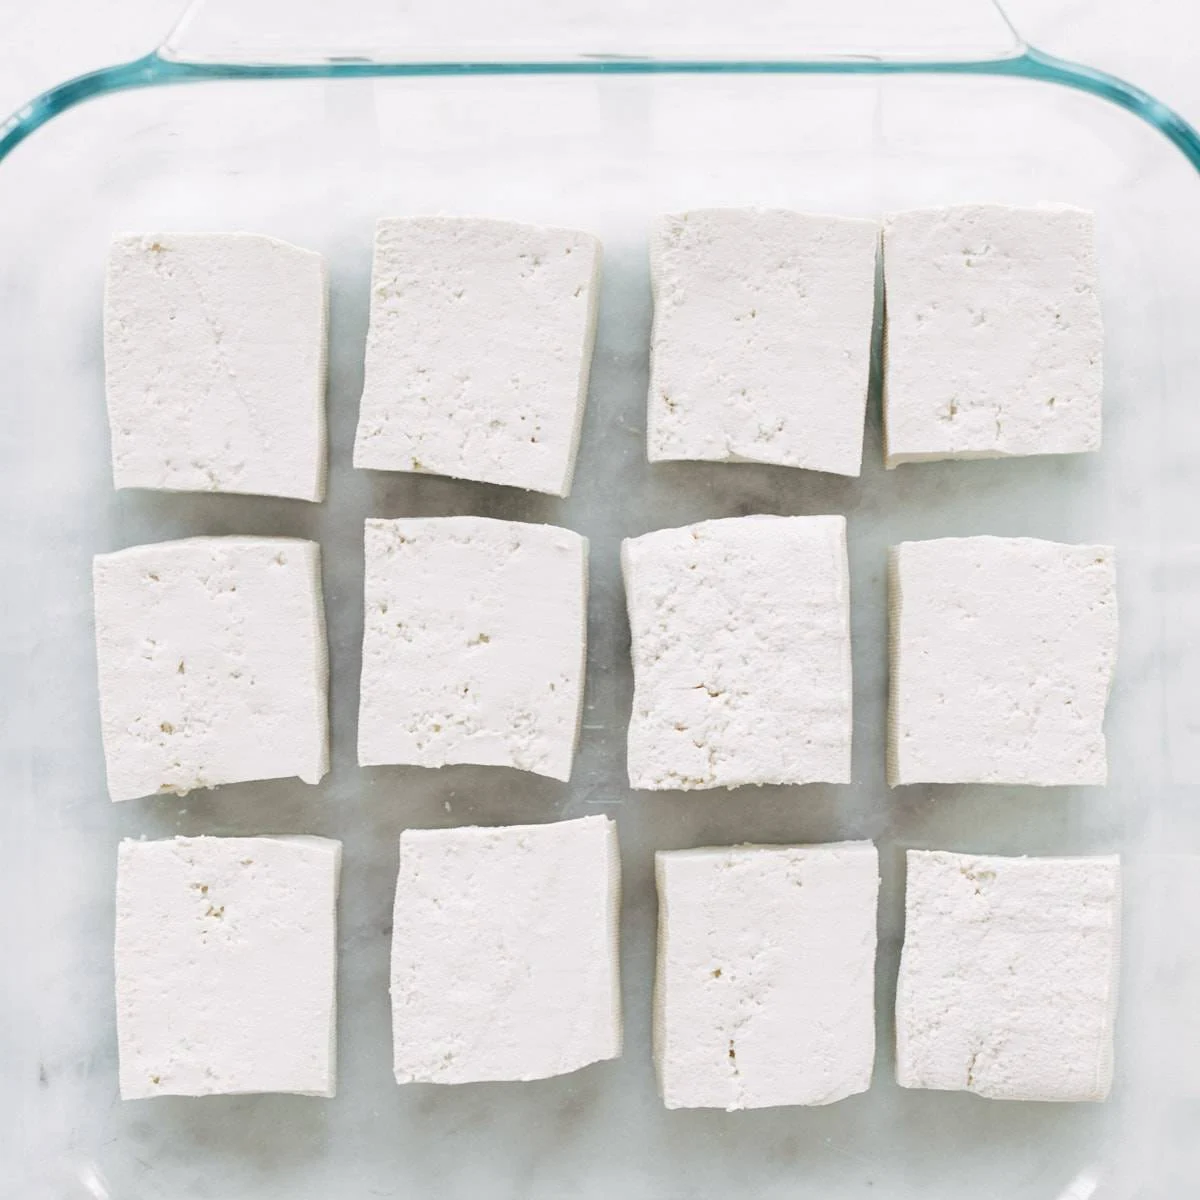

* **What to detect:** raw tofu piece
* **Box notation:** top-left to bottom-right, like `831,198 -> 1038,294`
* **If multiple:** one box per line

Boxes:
655,841 -> 879,1110
359,517 -> 586,781
391,815 -> 622,1083
104,232 -> 328,501
622,514 -> 852,790
649,208 -> 878,476
896,849 -> 1121,1102
115,835 -> 341,1098
353,217 -> 601,496
888,536 -> 1117,786
882,204 -> 1103,466
94,537 -> 329,801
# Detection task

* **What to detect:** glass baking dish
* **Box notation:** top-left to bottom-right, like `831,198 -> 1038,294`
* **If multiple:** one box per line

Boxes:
5,3 -> 1200,1196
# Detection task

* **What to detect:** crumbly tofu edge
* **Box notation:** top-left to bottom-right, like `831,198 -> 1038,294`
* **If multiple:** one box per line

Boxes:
560,234 -> 602,498
886,545 -> 903,788
307,541 -> 333,784
311,254 -> 331,502
567,536 -> 590,780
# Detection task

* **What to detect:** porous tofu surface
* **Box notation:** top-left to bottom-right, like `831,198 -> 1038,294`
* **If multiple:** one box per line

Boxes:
655,840 -> 879,1110
896,849 -> 1121,1102
648,208 -> 878,476
888,536 -> 1117,786
104,232 -> 328,501
358,517 -> 587,782
115,835 -> 341,1099
353,217 -> 600,496
390,815 -> 621,1084
883,204 -> 1102,466
623,514 -> 852,790
93,537 -> 329,802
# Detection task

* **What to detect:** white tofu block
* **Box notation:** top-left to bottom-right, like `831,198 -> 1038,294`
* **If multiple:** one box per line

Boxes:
655,841 -> 879,1110
649,209 -> 878,476
94,537 -> 329,802
353,217 -> 601,496
104,233 -> 328,501
623,515 -> 852,790
391,815 -> 621,1084
888,536 -> 1117,786
115,835 -> 341,1099
359,517 -> 586,781
882,204 -> 1103,466
896,849 -> 1121,1102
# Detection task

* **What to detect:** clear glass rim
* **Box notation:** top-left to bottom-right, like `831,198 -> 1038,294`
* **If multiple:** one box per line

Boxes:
2,27 -> 1199,182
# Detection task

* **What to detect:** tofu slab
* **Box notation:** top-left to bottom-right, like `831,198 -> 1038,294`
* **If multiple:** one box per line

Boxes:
353,217 -> 601,496
655,841 -> 879,1110
116,835 -> 341,1098
104,233 -> 328,501
390,815 -> 622,1084
358,517 -> 586,781
649,209 -> 878,476
622,515 -> 852,790
896,849 -> 1121,1102
882,204 -> 1103,466
888,536 -> 1117,786
93,537 -> 329,801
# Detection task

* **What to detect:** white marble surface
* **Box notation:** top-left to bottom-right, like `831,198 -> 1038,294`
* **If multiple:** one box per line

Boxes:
4,5 -> 1200,1199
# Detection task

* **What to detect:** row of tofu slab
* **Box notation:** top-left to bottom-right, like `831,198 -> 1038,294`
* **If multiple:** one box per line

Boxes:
116,821 -> 1121,1107
104,203 -> 1102,501
93,514 -> 1117,802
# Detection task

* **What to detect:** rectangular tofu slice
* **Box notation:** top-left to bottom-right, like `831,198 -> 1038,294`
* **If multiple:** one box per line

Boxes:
353,217 -> 601,496
622,515 -> 852,789
116,835 -> 341,1098
655,841 -> 879,1110
896,849 -> 1121,1101
391,815 -> 621,1083
358,517 -> 587,781
93,537 -> 329,801
888,536 -> 1117,785
882,204 -> 1102,466
649,209 -> 878,476
104,233 -> 328,501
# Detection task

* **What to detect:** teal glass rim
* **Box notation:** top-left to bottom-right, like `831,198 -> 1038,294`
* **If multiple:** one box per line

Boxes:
2,41 -> 1199,174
